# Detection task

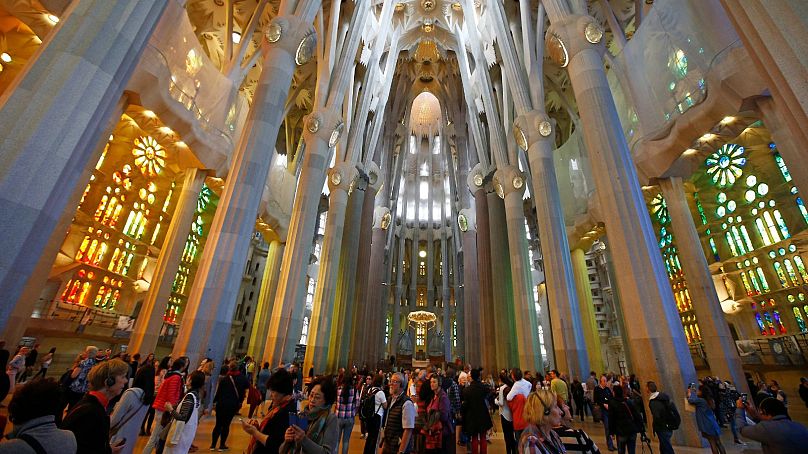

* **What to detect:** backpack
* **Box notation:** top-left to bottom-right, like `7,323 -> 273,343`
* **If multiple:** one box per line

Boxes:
359,387 -> 380,421
663,397 -> 681,430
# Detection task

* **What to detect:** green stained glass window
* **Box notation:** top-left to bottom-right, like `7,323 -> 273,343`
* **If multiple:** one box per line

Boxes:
774,262 -> 789,287
793,307 -> 807,333
746,175 -> 757,187
773,152 -> 792,183
773,210 -> 790,239
726,232 -> 739,256
756,268 -> 770,292
741,272 -> 754,296
717,206 -> 726,218
794,256 -> 808,282
731,226 -> 747,255
797,198 -> 808,224
706,144 -> 746,187
745,190 -> 756,203
756,218 -> 773,246
784,259 -> 800,285
739,226 -> 754,252
763,211 -> 782,243
789,244 -> 797,253
695,192 -> 707,225
709,237 -> 719,261
718,193 -> 727,203
651,194 -> 669,225
757,183 -> 769,196
727,200 -> 737,213
748,270 -> 762,294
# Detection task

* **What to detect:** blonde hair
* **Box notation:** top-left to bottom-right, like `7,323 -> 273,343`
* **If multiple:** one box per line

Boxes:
87,359 -> 129,390
523,389 -> 557,427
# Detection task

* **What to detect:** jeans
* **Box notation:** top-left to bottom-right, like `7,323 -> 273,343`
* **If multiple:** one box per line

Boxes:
142,410 -> 165,453
363,415 -> 381,454
500,416 -> 517,454
617,433 -> 636,454
337,417 -> 355,454
601,408 -> 615,450
656,430 -> 674,454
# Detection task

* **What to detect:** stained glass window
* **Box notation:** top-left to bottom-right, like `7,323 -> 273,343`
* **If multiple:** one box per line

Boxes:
132,136 -> 167,177
772,150 -> 792,183
763,211 -> 782,243
705,143 -> 746,187
756,268 -> 770,292
774,262 -> 788,287
784,259 -> 800,285
772,310 -> 787,334
793,307 -> 807,333
754,312 -> 765,335
793,256 -> 808,282
763,312 -> 776,335
773,210 -> 790,239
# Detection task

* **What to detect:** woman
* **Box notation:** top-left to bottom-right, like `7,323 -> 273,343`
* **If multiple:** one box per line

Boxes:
256,362 -> 271,416
495,372 -> 517,454
141,353 -> 155,369
33,347 -> 56,379
163,370 -> 205,454
141,356 -> 170,436
414,371 -> 433,454
518,389 -> 566,454
6,346 -> 28,395
241,368 -> 296,454
608,386 -> 643,454
1,378 -> 77,454
688,384 -> 726,454
424,374 -> 452,454
109,364 -> 154,454
571,379 -> 585,422
552,395 -> 600,454
335,372 -> 359,454
210,361 -> 249,451
462,369 -> 493,454
198,358 -> 215,415
277,376 -> 339,454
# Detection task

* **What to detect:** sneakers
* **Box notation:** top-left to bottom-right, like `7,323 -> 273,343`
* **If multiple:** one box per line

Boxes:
218,447 -> 230,452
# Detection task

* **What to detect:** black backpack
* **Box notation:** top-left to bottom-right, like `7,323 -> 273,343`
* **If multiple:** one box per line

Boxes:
359,387 -> 380,421
665,398 -> 681,430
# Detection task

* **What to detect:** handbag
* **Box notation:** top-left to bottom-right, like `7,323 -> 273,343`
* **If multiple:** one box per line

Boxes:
166,393 -> 197,446
247,385 -> 262,405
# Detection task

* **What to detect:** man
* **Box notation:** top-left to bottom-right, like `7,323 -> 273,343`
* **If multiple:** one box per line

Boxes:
380,372 -> 415,454
18,343 -> 38,383
62,359 -> 129,454
585,371 -> 597,421
441,366 -> 461,454
507,368 -> 532,441
647,381 -> 679,454
594,375 -> 615,451
799,377 -> 808,408
550,370 -> 569,404
1,378 -> 76,453
736,396 -> 808,453
66,346 -> 99,410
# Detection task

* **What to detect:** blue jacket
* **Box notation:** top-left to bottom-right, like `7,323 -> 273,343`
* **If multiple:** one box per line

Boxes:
688,394 -> 720,436
735,410 -> 808,454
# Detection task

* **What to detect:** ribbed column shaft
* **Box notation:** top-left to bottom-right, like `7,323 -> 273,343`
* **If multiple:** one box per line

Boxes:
247,240 -> 285,360
570,248 -> 604,373
474,188 -> 496,370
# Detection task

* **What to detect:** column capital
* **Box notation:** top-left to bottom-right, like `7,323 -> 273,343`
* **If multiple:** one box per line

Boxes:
514,110 -> 555,151
545,14 -> 606,65
467,162 -> 493,194
327,162 -> 358,193
458,207 -> 476,233
373,206 -> 391,230
493,165 -> 526,199
303,108 -> 344,147
364,161 -> 383,193
265,15 -> 317,66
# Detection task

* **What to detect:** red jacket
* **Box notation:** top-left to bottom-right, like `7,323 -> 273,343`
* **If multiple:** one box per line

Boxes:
510,393 -> 528,431
153,371 -> 183,411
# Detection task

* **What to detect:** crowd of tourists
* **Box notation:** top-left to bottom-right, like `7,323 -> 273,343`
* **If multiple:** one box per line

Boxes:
1,343 -> 808,454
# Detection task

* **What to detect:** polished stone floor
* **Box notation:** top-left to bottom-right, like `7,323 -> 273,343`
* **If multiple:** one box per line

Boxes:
126,403 -> 767,454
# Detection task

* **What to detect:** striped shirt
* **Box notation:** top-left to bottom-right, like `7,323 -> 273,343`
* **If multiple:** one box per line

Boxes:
336,386 -> 359,419
553,426 -> 601,454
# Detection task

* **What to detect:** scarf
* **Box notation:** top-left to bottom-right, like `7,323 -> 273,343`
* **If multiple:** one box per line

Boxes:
303,405 -> 332,444
246,395 -> 293,454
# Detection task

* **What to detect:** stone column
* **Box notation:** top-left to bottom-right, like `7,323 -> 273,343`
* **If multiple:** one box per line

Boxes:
350,173 -> 380,364
129,168 -> 207,354
304,162 -> 357,373
0,0 -> 167,331
172,15 -> 314,368
265,108 -> 343,366
331,174 -> 367,366
549,15 -> 700,444
659,177 -> 748,393
570,248 -> 605,373
472,182 -> 496,371
720,0 -> 808,167
515,110 -> 590,377
363,206 -> 390,365
487,186 -> 518,370
460,207 -> 481,366
247,240 -> 285,360
755,97 -> 808,193
494,166 -> 542,372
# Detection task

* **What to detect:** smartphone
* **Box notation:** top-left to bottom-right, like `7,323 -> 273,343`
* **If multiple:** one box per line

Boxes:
741,393 -> 748,404
688,383 -> 696,389
288,412 -> 309,431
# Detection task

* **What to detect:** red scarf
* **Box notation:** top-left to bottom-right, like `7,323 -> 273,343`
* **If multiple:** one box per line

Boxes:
247,395 -> 293,454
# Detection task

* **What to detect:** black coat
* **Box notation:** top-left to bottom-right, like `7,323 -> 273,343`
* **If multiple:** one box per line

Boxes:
253,398 -> 295,454
61,393 -> 112,454
608,396 -> 644,436
215,372 -> 250,409
461,380 -> 493,435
